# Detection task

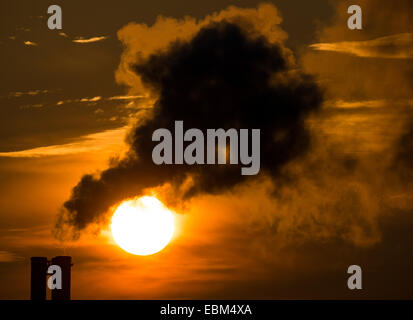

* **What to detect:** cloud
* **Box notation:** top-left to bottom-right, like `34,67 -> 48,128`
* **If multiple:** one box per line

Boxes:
19,103 -> 44,109
57,7 -> 323,235
115,3 -> 287,95
80,96 -> 101,102
302,0 -> 413,100
0,251 -> 23,262
55,2 -> 411,251
0,126 -> 128,158
73,36 -> 107,44
310,33 -> 413,59
295,0 -> 413,248
8,89 -> 49,98
56,96 -> 101,105
55,95 -> 143,106
24,41 -> 37,46
108,95 -> 145,100
17,27 -> 30,32
328,99 -> 413,110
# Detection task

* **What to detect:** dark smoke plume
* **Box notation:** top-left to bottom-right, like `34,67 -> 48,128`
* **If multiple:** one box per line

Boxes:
57,21 -> 323,234
394,121 -> 413,178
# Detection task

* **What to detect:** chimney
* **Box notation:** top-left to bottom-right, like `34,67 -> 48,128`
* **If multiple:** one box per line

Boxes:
30,255 -> 73,300
51,256 -> 72,300
30,257 -> 48,300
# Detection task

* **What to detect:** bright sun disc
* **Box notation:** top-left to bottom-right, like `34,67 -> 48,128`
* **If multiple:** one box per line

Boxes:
111,196 -> 175,256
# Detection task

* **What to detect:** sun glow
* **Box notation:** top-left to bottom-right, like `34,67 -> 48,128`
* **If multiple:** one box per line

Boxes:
111,196 -> 175,256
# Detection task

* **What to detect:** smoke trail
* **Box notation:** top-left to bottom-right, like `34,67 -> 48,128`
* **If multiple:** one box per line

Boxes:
56,21 -> 323,236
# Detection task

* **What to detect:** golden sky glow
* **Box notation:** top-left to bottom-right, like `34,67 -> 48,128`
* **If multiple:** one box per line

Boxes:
1,0 -> 413,300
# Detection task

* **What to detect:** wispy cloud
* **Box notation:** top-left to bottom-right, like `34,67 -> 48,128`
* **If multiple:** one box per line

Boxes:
108,95 -> 145,100
73,36 -> 107,44
310,33 -> 413,59
19,103 -> 44,109
0,251 -> 23,262
327,99 -> 413,109
332,99 -> 388,109
56,96 -> 102,105
80,96 -> 101,102
24,40 -> 37,46
57,95 -> 143,105
9,89 -> 49,98
0,126 -> 129,158
17,27 -> 31,32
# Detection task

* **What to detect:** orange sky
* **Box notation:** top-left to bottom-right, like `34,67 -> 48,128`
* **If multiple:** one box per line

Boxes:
1,0 -> 413,299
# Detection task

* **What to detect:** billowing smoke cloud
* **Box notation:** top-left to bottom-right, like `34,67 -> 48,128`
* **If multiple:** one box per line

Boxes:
296,0 -> 413,247
56,20 -> 323,235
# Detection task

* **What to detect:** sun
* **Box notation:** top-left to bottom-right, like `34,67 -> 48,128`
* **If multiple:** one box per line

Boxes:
110,196 -> 175,256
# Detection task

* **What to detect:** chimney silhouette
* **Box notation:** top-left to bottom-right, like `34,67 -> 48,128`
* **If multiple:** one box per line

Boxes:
51,256 -> 72,301
30,257 -> 48,300
30,256 -> 73,300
